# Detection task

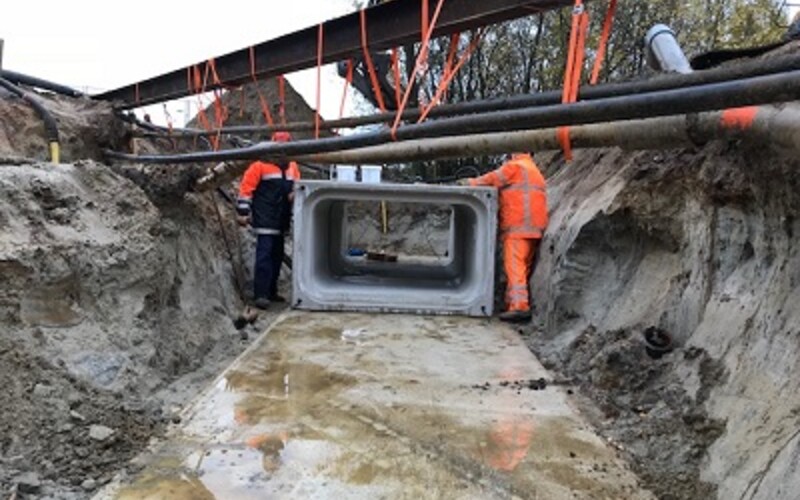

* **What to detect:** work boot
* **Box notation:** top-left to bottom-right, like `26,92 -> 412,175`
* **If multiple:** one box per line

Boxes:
499,310 -> 532,323
253,297 -> 271,310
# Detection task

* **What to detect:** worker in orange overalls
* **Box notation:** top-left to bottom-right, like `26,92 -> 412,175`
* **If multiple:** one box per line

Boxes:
460,153 -> 548,322
236,131 -> 300,309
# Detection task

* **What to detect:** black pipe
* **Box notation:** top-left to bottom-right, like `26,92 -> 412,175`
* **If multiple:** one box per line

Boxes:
0,77 -> 61,162
135,52 -> 800,138
103,69 -> 800,165
1,69 -> 84,98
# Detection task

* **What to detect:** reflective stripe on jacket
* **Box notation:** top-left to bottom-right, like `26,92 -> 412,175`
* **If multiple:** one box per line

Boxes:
237,161 -> 300,232
470,154 -> 548,239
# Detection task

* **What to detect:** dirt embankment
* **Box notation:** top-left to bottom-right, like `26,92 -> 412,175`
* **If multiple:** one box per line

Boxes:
530,139 -> 800,499
0,87 -> 296,498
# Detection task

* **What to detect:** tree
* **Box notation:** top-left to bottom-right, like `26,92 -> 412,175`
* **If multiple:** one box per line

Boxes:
400,0 -> 790,179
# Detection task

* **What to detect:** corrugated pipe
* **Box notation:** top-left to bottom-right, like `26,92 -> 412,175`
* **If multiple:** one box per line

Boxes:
0,77 -> 61,163
131,52 -> 800,138
105,69 -> 800,170
0,69 -> 84,98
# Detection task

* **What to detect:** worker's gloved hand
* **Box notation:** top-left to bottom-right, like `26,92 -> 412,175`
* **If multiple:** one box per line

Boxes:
456,178 -> 471,186
237,215 -> 251,227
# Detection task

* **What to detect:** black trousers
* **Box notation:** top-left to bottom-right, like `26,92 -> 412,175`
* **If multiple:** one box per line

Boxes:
255,234 -> 284,300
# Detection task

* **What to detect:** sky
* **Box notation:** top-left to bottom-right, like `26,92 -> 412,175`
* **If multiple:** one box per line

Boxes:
2,1 -> 798,126
1,0 -> 357,125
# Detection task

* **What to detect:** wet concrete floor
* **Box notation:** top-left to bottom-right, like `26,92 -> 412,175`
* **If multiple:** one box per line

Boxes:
99,312 -> 653,499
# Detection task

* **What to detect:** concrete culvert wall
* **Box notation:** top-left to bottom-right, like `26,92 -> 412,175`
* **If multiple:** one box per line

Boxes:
529,140 -> 800,499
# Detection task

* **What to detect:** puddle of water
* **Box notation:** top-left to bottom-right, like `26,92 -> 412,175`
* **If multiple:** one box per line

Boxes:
116,474 -> 215,500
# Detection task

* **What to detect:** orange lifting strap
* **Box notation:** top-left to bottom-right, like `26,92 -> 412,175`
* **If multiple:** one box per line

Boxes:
418,29 -> 483,123
249,46 -> 275,126
278,75 -> 287,125
359,8 -> 389,113
557,0 -> 589,162
590,0 -> 617,85
390,0 -> 447,139
339,59 -> 354,119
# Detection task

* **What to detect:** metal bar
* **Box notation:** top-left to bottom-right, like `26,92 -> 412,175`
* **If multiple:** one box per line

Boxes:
95,0 -> 573,108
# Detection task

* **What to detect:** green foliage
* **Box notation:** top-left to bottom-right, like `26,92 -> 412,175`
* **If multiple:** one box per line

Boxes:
404,0 -> 790,180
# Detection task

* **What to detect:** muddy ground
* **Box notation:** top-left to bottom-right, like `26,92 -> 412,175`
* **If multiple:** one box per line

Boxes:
527,140 -> 800,499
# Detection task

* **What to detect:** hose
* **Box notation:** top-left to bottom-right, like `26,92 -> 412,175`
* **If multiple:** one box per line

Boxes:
0,69 -> 85,98
104,69 -> 800,166
0,77 -> 61,163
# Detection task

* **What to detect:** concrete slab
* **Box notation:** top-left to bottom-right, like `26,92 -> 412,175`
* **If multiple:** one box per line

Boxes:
98,313 -> 653,500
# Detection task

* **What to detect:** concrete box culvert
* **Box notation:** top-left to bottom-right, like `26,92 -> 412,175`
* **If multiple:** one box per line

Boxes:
292,181 -> 498,317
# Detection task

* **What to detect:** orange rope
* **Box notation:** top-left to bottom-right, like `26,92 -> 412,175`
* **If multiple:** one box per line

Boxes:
315,23 -> 324,139
590,0 -> 617,85
339,59 -> 354,119
418,29 -> 482,123
249,46 -> 275,126
391,48 -> 402,110
278,75 -> 286,125
442,32 -> 461,90
359,9 -> 388,112
190,64 -> 216,150
390,0 -> 447,139
557,0 -> 589,162
421,0 -> 429,47
206,58 -> 229,150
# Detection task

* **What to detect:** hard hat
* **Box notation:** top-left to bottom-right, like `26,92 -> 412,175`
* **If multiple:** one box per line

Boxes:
271,131 -> 293,142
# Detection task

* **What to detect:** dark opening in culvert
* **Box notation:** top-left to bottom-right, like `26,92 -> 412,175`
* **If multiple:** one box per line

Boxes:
643,326 -> 674,359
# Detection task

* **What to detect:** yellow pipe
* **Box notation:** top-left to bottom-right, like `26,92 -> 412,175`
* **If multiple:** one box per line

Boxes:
49,142 -> 60,164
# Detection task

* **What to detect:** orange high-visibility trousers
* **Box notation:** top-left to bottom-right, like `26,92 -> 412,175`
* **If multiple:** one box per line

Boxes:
503,237 -> 539,312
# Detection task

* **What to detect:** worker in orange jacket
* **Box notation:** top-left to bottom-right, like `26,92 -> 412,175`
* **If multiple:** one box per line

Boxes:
236,132 -> 300,309
460,153 -> 548,322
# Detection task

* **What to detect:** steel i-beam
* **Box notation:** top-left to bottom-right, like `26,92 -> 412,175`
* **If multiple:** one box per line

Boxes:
96,0 -> 574,108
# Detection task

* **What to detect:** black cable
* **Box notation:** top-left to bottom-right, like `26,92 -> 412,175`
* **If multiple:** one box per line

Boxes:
103,70 -> 800,165
0,69 -> 85,98
0,77 -> 61,161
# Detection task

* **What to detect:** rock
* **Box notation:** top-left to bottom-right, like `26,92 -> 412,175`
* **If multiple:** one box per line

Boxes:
89,424 -> 115,442
32,383 -> 53,397
67,392 -> 83,408
81,478 -> 97,491
69,410 -> 87,422
16,471 -> 42,493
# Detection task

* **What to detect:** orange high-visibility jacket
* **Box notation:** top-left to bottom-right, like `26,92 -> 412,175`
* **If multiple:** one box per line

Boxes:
237,161 -> 301,234
470,153 -> 548,239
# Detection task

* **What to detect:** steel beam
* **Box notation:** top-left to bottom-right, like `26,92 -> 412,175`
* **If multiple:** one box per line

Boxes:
96,0 -> 573,108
